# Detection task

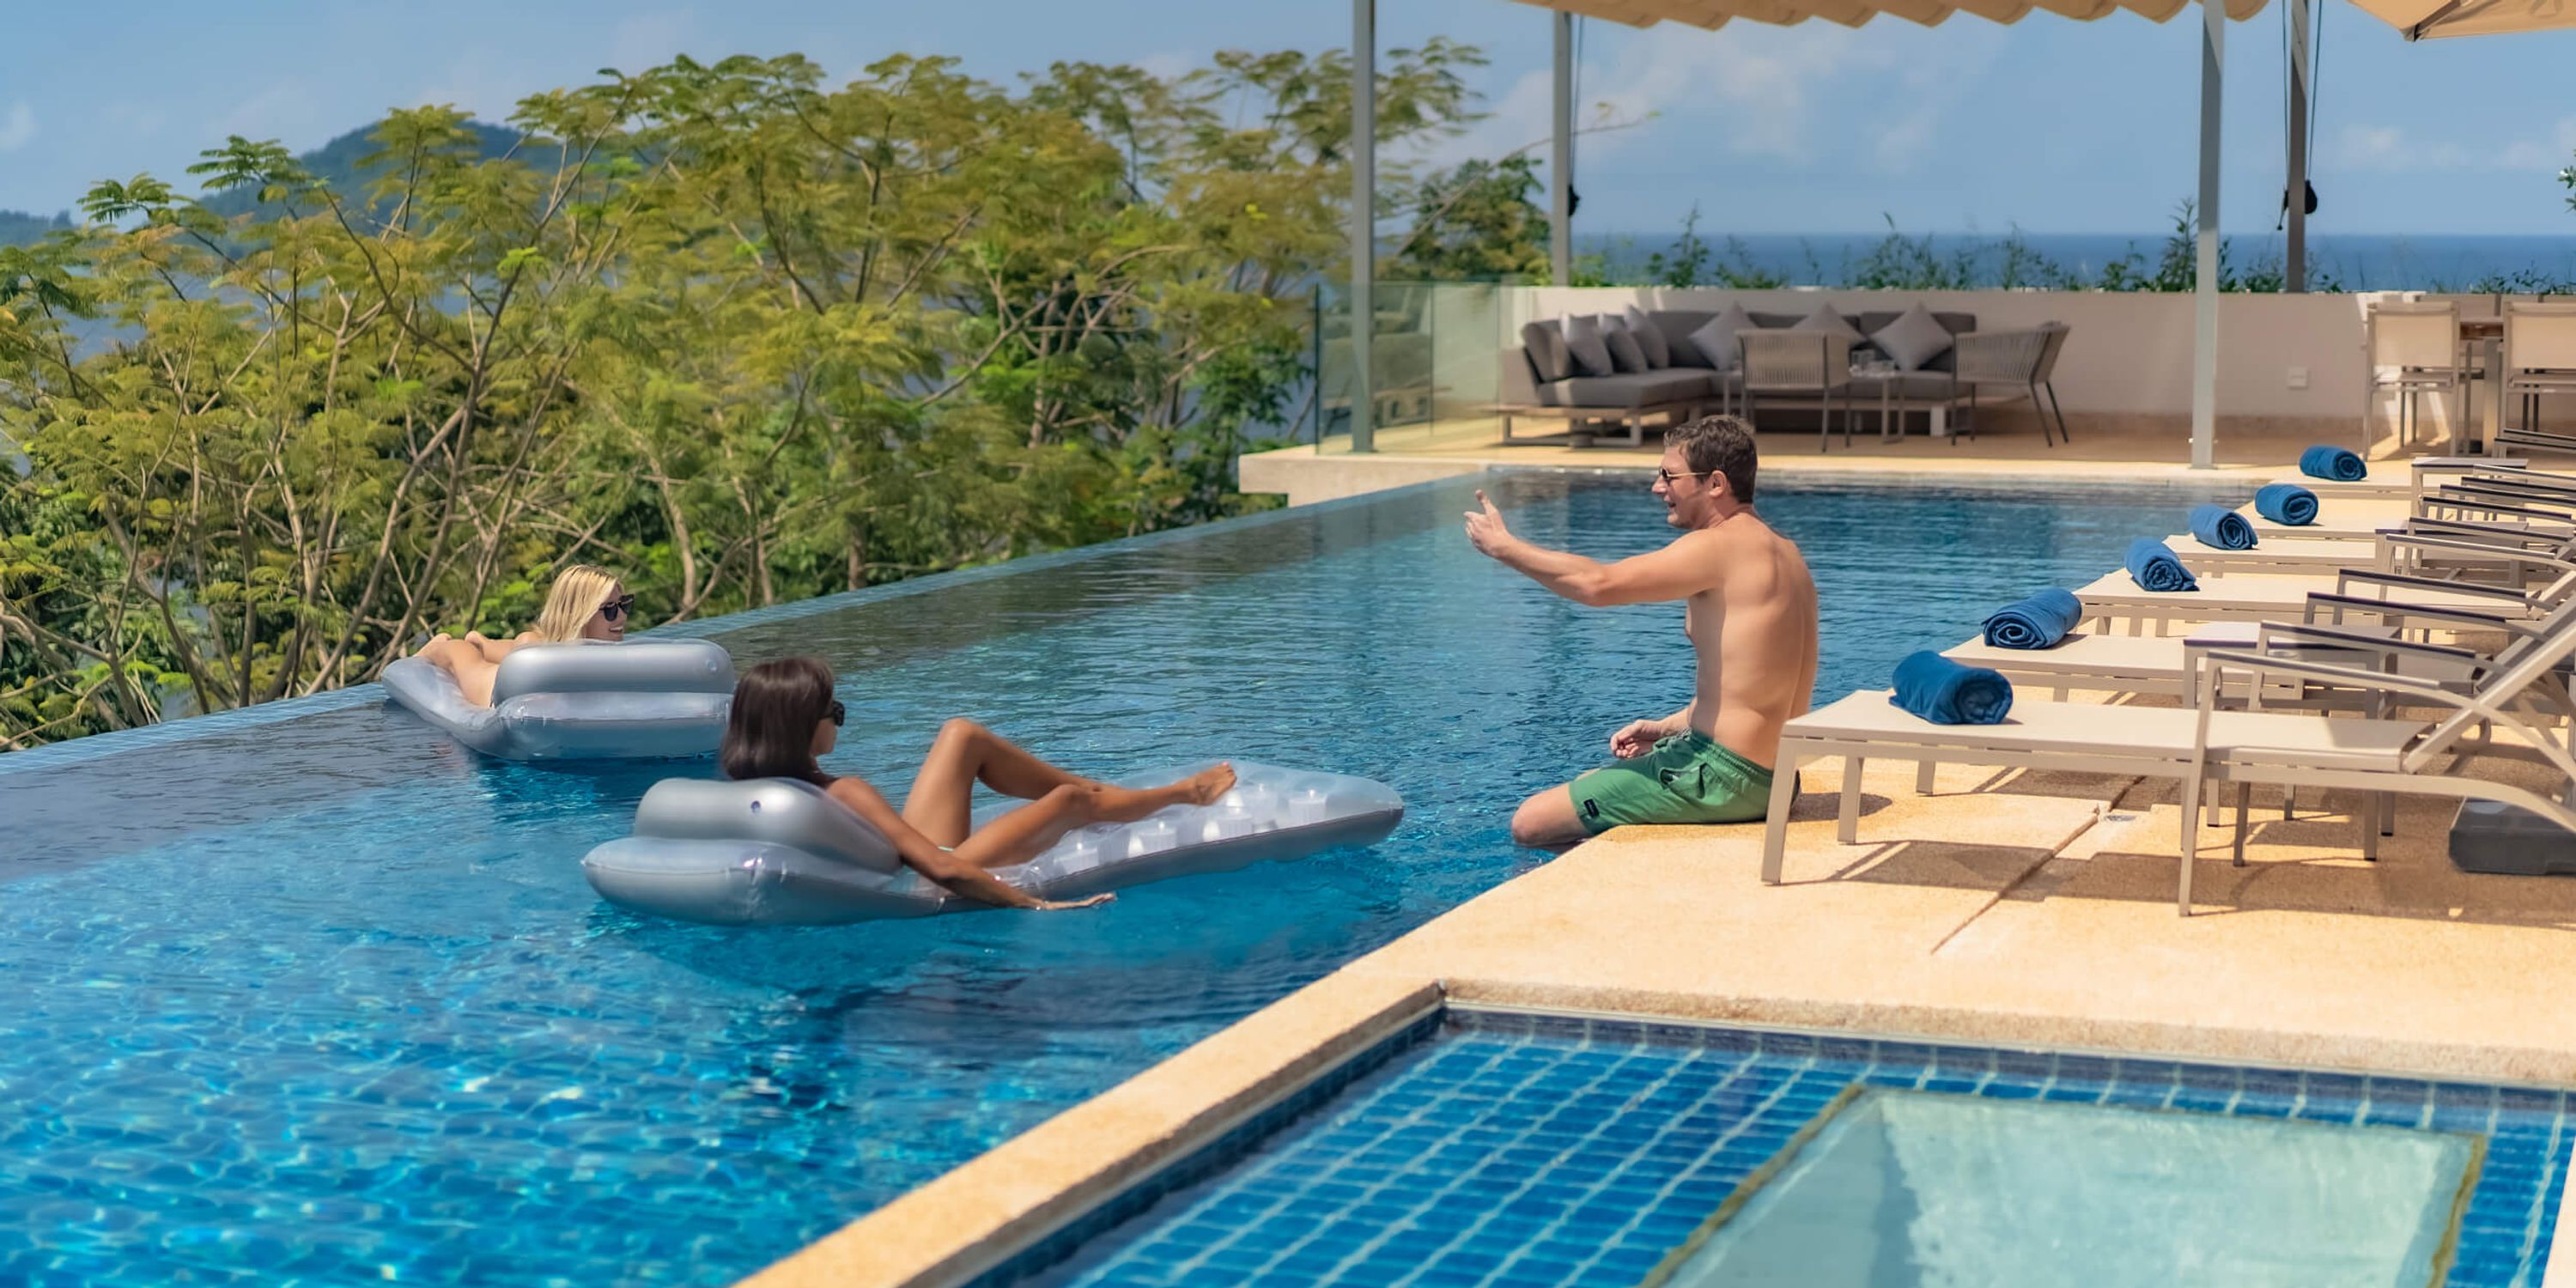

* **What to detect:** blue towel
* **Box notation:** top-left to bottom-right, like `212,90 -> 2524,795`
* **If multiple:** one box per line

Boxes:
2299,445 -> 2366,482
2254,483 -> 2319,526
2188,503 -> 2256,551
2125,537 -> 2199,592
1982,588 -> 2084,650
1891,651 -> 2015,726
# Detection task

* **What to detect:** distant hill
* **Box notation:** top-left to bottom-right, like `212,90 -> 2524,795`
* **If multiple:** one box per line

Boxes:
0,208 -> 71,247
0,119 -> 531,244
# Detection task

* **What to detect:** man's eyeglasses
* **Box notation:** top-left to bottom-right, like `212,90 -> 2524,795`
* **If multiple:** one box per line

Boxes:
826,699 -> 847,727
599,593 -> 636,623
1656,468 -> 1718,486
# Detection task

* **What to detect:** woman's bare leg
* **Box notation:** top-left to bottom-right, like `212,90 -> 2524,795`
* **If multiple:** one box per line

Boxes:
906,720 -> 1234,847
416,635 -> 503,708
947,765 -> 1243,871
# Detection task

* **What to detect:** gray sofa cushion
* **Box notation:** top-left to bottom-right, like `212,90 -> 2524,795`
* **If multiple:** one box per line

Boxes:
1564,314 -> 1618,378
1871,304 -> 1956,372
1521,320 -> 1573,383
1543,369 -> 1718,409
1685,303 -> 1759,373
1603,322 -> 1651,374
1623,305 -> 1672,368
1789,303 -> 1865,347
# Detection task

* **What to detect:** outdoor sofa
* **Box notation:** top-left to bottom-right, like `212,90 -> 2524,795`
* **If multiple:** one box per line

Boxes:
1497,302 -> 2062,447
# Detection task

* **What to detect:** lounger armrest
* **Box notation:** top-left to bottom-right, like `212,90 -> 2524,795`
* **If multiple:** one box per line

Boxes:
2383,532 -> 2576,572
2402,517 -> 2568,550
2335,569 -> 2531,602
2451,475 -> 2576,505
2195,648 -> 2459,706
2300,592 -> 2535,637
2254,622 -> 2486,666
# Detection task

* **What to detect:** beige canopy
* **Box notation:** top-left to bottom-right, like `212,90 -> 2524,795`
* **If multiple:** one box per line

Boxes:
1505,0 -> 2264,27
2343,0 -> 2576,38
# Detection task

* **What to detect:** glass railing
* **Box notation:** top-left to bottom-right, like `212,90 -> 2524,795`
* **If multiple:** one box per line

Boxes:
1310,279 -> 1515,455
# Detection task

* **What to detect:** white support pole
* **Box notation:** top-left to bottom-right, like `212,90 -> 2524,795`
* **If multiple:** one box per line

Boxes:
2287,0 -> 2310,293
2191,0 -> 2225,470
1350,0 -> 1376,453
1551,11 -> 1573,286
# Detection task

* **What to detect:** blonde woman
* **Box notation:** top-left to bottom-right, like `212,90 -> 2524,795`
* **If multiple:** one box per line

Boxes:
415,565 -> 634,708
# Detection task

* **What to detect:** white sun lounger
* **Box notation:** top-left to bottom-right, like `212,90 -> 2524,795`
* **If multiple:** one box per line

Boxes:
1766,611 -> 2576,914
2075,567 -> 2562,635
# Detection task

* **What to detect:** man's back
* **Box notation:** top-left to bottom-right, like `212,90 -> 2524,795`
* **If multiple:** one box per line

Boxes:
1687,515 -> 1820,769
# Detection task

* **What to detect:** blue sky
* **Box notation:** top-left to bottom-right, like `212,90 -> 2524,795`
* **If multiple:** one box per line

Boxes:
5,1 -> 2576,234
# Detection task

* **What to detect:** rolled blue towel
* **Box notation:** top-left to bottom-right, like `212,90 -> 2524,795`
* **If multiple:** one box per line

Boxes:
2299,445 -> 2366,482
2125,537 -> 2199,592
2188,503 -> 2256,551
1891,650 -> 2015,726
1982,588 -> 2084,650
2254,483 -> 2319,526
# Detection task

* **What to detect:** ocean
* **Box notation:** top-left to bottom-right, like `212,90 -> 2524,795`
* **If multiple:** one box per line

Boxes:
1573,230 -> 2576,292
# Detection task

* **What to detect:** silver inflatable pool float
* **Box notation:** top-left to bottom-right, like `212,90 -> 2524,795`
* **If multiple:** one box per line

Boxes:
380,640 -> 736,761
581,760 -> 1405,923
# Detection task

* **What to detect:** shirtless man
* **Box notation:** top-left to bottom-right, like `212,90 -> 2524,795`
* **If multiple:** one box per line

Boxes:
1464,416 -> 1820,847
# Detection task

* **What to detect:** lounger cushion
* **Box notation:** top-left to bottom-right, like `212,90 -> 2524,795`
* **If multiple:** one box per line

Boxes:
1564,314 -> 1619,378
1686,304 -> 1759,373
1602,318 -> 1652,373
1521,320 -> 1573,382
1546,370 -> 1718,409
1872,304 -> 1956,372
1624,306 -> 1673,368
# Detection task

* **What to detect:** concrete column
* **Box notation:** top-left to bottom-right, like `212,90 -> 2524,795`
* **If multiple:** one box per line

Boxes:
1350,0 -> 1375,453
2191,0 -> 2225,470
1551,11 -> 1573,286
2287,0 -> 2311,293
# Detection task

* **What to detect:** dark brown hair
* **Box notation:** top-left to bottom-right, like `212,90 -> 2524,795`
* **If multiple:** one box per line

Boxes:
1666,415 -> 1758,502
720,657 -> 839,787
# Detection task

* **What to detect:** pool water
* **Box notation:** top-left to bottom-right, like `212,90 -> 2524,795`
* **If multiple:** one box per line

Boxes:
0,471 -> 2238,1285
1032,1012 -> 2567,1288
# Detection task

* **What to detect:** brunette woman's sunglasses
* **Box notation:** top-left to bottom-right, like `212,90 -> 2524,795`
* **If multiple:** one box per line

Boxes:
826,700 -> 847,727
598,594 -> 636,623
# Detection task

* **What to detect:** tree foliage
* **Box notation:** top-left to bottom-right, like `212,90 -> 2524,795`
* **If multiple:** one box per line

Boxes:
0,45 -> 1486,747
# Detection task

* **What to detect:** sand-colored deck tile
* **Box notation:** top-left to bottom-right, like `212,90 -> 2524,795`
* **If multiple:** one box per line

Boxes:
738,973 -> 1439,1288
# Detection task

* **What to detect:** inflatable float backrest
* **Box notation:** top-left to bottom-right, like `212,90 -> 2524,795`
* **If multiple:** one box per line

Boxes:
630,776 -> 904,876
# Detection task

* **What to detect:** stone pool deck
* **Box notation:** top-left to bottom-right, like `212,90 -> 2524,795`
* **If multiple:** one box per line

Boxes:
744,718 -> 2576,1287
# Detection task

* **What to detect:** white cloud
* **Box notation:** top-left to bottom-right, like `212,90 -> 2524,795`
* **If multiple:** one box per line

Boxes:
218,83 -> 321,141
0,102 -> 33,154
1136,51 -> 1196,82
2330,118 -> 2576,173
2497,118 -> 2576,171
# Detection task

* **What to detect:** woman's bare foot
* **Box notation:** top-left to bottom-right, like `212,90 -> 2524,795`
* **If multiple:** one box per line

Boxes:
1180,762 -> 1236,805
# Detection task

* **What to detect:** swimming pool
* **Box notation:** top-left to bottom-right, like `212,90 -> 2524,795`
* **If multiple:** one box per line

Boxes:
0,471 -> 2239,1285
1025,1010 -> 2567,1288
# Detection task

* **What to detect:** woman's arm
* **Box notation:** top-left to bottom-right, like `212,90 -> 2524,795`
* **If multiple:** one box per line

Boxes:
825,777 -> 1100,910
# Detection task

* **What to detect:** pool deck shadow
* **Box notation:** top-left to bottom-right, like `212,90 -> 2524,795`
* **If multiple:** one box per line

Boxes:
743,721 -> 2576,1288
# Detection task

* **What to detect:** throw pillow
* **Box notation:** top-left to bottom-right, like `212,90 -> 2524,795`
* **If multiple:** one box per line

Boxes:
1870,303 -> 1955,372
1789,302 -> 1866,346
1686,302 -> 1759,373
1563,314 -> 1618,379
1602,320 -> 1650,374
1622,305 -> 1672,368
1520,320 -> 1573,383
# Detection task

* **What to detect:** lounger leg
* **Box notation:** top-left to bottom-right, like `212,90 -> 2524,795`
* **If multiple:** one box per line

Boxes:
1838,756 -> 1865,844
2232,782 -> 2252,866
2379,791 -> 2396,840
1917,760 -> 1937,794
2360,804 -> 2381,861
1760,753 -> 1804,884
2178,773 -> 2201,918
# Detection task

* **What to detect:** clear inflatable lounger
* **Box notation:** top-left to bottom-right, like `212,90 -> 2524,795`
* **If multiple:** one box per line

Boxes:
380,640 -> 736,761
580,760 -> 1406,924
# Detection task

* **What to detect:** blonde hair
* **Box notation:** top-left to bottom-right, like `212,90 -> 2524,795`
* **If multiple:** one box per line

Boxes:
529,564 -> 623,642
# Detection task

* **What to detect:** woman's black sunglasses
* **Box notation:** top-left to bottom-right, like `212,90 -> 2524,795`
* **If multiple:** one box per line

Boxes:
598,593 -> 637,623
826,699 -> 847,727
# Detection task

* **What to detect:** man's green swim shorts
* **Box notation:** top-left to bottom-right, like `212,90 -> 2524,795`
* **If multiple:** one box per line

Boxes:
1571,732 -> 1777,835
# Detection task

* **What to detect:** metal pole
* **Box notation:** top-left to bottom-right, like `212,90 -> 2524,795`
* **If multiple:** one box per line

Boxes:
1551,11 -> 1573,286
2287,0 -> 2310,293
1350,0 -> 1376,453
2191,0 -> 2225,470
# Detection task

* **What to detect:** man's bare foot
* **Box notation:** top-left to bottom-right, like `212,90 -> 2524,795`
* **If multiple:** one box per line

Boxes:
1180,762 -> 1236,805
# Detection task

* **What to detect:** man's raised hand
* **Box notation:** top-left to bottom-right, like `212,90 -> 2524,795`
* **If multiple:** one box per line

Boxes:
1463,489 -> 1514,558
